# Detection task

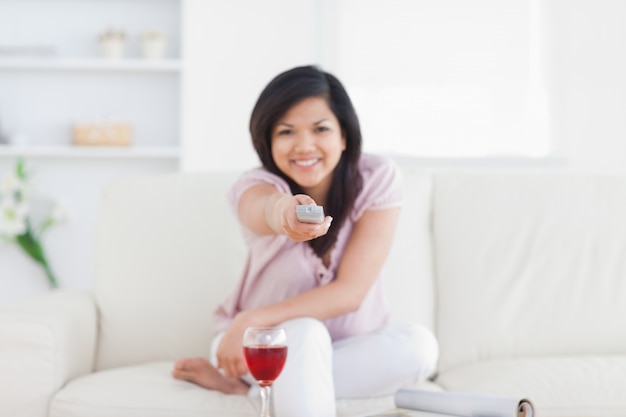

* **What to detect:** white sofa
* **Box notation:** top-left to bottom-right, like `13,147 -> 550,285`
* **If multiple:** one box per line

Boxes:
1,167 -> 625,417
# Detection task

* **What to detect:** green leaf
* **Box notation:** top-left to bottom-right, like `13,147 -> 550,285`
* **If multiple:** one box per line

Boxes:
42,262 -> 58,289
39,217 -> 55,235
16,228 -> 45,263
15,228 -> 58,288
15,157 -> 26,179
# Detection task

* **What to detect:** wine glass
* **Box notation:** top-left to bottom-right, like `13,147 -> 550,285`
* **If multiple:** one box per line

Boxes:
243,327 -> 288,417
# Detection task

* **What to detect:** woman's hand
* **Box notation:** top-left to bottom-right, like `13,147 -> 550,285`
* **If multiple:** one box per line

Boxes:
215,312 -> 253,378
238,185 -> 332,238
273,194 -> 333,242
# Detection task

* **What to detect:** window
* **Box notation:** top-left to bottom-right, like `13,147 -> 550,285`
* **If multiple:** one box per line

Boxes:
318,0 -> 550,158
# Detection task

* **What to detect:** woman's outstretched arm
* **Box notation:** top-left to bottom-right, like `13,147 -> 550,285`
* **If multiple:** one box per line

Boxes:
236,183 -> 333,241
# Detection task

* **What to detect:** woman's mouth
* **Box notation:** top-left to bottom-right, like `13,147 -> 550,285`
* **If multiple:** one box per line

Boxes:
293,158 -> 320,167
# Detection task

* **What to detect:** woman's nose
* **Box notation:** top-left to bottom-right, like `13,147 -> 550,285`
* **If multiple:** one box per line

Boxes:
294,132 -> 315,151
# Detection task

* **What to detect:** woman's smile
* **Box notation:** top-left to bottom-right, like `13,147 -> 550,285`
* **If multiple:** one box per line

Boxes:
292,158 -> 321,168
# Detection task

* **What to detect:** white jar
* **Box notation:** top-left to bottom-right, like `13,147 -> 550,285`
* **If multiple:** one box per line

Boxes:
100,38 -> 125,59
141,31 -> 167,60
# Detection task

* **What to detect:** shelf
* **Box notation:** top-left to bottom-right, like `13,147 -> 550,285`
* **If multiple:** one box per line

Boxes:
0,58 -> 183,72
0,145 -> 180,159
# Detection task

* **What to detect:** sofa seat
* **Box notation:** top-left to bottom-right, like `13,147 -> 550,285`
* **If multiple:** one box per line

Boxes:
436,356 -> 626,417
50,362 -> 256,417
49,361 -> 401,417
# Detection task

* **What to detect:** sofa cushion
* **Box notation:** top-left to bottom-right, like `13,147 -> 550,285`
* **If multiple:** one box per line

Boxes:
433,173 -> 626,372
49,362 -> 399,417
435,355 -> 626,417
94,173 -> 247,371
385,167 -> 435,331
50,362 -> 258,417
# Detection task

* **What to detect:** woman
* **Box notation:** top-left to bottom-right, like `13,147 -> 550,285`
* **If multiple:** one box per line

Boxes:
172,65 -> 438,417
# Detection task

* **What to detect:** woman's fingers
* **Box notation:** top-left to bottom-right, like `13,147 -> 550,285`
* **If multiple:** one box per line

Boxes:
237,360 -> 248,376
219,356 -> 248,378
294,194 -> 317,206
282,194 -> 335,241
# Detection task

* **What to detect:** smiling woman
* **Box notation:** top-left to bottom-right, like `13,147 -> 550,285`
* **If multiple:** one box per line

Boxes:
172,66 -> 439,417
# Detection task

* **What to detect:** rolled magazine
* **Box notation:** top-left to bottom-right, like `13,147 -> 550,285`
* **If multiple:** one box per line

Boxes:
371,389 -> 534,417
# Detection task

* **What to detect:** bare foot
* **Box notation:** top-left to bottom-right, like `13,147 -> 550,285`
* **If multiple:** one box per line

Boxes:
172,357 -> 249,395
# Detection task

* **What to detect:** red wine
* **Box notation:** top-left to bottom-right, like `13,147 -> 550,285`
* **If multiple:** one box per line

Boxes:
243,345 -> 288,386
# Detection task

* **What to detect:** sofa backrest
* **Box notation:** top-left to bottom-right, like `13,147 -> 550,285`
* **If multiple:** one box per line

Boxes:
433,172 -> 626,372
93,168 -> 436,370
94,172 -> 247,371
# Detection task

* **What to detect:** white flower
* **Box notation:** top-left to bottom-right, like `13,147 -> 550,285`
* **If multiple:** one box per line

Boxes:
0,170 -> 32,203
1,171 -> 22,194
51,200 -> 70,223
18,183 -> 34,203
0,195 -> 29,238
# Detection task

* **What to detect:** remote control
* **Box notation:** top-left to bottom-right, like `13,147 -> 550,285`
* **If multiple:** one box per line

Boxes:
296,205 -> 325,224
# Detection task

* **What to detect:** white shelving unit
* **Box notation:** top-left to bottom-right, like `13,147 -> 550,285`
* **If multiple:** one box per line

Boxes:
0,0 -> 183,155
0,0 -> 184,302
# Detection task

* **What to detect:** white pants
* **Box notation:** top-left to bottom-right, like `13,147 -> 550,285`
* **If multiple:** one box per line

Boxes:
211,318 -> 439,417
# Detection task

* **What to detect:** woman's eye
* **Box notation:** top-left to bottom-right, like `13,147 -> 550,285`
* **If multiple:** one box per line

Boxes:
277,129 -> 293,136
315,126 -> 330,133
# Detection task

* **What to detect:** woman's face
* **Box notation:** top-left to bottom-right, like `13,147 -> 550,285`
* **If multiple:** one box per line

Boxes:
271,96 -> 346,203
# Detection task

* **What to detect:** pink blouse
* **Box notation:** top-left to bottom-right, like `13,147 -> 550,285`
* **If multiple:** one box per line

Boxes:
213,153 -> 403,341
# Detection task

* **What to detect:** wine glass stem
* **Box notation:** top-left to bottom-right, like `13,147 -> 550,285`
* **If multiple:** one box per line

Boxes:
260,385 -> 272,417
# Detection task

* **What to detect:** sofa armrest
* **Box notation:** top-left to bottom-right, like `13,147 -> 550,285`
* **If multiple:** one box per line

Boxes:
0,289 -> 97,417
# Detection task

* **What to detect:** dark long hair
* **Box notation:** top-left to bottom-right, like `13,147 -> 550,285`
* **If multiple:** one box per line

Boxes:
249,65 -> 363,257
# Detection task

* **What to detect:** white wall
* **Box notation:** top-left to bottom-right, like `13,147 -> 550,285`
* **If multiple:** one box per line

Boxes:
181,0 -> 318,172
